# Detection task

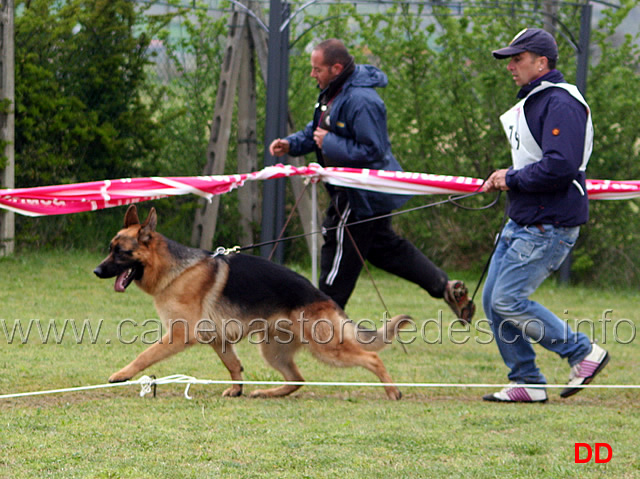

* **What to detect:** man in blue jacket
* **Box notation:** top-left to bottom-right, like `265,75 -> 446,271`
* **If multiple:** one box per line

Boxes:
482,28 -> 609,402
269,39 -> 475,322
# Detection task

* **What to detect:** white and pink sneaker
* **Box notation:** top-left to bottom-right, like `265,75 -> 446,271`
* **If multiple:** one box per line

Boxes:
483,383 -> 548,403
561,343 -> 610,398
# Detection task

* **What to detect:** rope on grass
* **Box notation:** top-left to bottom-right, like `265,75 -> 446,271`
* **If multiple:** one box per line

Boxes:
2,374 -> 640,401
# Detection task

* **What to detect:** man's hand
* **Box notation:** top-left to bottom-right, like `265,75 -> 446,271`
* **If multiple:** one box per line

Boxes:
482,168 -> 510,193
313,128 -> 329,149
269,138 -> 290,157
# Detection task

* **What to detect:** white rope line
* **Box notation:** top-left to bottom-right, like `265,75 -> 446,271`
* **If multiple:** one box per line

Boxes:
0,377 -> 151,400
1,374 -> 639,401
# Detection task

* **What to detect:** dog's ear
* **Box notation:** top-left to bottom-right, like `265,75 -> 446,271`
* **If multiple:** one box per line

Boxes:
138,207 -> 157,244
124,205 -> 140,228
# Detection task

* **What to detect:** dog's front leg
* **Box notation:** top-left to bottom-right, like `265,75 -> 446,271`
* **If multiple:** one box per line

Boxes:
209,342 -> 244,397
109,329 -> 193,383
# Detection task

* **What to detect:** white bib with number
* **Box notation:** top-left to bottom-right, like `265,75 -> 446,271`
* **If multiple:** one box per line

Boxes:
499,82 -> 593,171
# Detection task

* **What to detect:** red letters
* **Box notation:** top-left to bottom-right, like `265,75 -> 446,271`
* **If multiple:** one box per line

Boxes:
595,443 -> 613,463
575,443 -> 613,464
575,443 -> 592,463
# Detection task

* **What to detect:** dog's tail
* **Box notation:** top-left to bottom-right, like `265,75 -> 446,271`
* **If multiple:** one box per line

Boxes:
354,314 -> 414,352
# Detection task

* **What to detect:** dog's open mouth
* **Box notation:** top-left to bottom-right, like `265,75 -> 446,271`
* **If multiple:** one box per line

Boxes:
115,268 -> 137,292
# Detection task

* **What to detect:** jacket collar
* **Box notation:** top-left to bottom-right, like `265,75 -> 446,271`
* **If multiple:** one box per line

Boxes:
318,58 -> 356,105
517,69 -> 565,98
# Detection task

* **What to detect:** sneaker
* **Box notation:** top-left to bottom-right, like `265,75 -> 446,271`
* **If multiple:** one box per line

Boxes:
483,382 -> 548,403
444,280 -> 475,324
560,343 -> 610,398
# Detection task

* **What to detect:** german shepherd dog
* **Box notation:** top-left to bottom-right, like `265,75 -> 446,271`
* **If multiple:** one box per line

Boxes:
94,205 -> 411,399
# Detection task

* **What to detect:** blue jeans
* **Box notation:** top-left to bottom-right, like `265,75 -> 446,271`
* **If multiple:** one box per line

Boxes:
482,220 -> 592,384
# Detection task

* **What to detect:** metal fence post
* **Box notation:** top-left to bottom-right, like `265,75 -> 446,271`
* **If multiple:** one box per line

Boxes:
259,0 -> 289,263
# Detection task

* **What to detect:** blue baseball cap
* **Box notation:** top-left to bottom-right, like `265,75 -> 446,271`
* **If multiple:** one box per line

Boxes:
492,28 -> 558,61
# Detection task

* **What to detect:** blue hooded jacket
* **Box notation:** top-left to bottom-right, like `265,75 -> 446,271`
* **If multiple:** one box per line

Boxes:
504,69 -> 590,227
285,64 -> 409,219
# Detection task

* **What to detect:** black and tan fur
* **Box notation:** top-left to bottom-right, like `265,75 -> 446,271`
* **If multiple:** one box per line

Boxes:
94,205 -> 411,399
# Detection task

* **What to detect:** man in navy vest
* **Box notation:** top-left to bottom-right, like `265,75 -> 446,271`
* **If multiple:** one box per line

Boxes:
482,28 -> 609,402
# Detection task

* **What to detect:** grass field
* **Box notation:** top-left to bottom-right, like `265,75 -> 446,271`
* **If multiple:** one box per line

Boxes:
1,250 -> 639,478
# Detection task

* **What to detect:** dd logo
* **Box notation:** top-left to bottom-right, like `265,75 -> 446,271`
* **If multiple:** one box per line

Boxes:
574,443 -> 613,464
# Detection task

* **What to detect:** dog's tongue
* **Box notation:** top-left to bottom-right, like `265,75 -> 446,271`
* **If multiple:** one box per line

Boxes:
114,270 -> 131,293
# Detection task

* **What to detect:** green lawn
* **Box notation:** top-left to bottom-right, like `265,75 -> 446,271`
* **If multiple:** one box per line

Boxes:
1,250 -> 639,478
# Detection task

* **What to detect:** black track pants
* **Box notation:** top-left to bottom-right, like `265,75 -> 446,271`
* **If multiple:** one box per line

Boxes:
318,196 -> 449,309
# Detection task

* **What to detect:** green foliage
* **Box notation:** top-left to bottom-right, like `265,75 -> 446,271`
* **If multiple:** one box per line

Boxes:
285,2 -> 640,281
9,0 -> 640,285
576,3 -> 640,285
148,2 -> 248,248
13,0 -> 171,248
362,9 -> 518,268
14,0 -> 164,185
152,2 -> 228,177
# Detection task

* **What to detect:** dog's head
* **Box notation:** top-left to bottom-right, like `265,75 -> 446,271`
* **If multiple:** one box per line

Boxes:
94,205 -> 156,292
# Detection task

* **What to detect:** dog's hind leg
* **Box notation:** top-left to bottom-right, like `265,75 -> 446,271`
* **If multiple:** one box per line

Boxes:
249,340 -> 304,398
309,340 -> 402,400
210,342 -> 245,397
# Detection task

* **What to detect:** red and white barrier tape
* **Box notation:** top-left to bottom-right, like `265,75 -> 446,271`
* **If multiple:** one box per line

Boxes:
1,163 -> 638,217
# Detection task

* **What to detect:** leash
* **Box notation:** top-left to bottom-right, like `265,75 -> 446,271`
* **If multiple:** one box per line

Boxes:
227,189 -> 493,254
446,173 -> 506,303
216,177 -> 506,315
326,192 -> 390,313
324,191 -> 409,353
469,195 -> 508,303
267,180 -> 310,262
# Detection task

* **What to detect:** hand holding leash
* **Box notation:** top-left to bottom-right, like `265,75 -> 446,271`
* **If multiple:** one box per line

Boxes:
482,169 -> 510,193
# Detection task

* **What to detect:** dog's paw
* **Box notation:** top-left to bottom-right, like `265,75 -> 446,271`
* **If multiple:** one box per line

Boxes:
248,389 -> 270,398
222,385 -> 243,397
386,388 -> 402,400
108,371 -> 132,383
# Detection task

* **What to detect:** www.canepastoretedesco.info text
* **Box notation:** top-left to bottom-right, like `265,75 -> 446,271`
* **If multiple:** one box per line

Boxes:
1,310 -> 636,346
